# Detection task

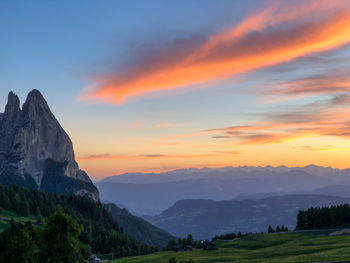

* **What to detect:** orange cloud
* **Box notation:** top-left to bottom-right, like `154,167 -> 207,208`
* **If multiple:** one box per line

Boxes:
294,145 -> 350,152
80,1 -> 350,104
268,72 -> 350,97
77,151 -> 240,161
208,100 -> 350,144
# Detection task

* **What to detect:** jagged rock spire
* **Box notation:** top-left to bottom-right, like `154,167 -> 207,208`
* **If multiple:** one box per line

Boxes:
0,90 -> 99,200
4,91 -> 20,119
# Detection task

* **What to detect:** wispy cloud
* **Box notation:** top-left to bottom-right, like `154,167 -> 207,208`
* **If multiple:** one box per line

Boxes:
80,0 -> 350,104
264,70 -> 350,99
77,151 -> 240,161
206,95 -> 350,144
294,145 -> 350,152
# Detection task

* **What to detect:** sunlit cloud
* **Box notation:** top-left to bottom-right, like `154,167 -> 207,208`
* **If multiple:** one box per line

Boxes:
207,96 -> 350,144
77,151 -> 240,161
80,0 -> 350,104
294,145 -> 350,152
259,70 -> 350,102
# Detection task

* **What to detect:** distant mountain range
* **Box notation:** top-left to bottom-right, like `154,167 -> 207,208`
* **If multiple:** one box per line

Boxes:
97,166 -> 350,214
144,194 -> 350,240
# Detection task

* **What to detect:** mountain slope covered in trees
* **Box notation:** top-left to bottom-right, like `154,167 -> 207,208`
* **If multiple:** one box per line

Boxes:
104,203 -> 174,248
0,184 -> 159,258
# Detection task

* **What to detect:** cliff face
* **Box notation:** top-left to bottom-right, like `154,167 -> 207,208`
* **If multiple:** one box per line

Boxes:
0,90 -> 99,200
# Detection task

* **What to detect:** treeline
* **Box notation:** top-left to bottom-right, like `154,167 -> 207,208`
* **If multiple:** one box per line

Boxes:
0,185 -> 156,257
0,208 -> 86,262
165,234 -> 204,250
267,224 -> 289,233
297,204 -> 350,230
212,231 -> 245,241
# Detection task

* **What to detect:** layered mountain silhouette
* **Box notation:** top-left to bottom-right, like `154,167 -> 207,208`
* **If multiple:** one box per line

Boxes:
97,166 -> 350,214
145,194 -> 350,239
0,90 -> 99,200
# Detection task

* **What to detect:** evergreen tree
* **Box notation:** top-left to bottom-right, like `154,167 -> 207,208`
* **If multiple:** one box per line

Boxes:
38,207 -> 86,263
166,240 -> 176,250
276,225 -> 281,232
268,224 -> 275,233
186,234 -> 193,245
0,221 -> 37,263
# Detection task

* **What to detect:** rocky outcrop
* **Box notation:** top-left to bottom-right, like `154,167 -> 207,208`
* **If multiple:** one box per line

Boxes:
0,90 -> 99,201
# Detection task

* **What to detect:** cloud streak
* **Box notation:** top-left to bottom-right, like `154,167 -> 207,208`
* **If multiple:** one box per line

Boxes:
80,0 -> 350,104
207,95 -> 350,144
78,151 -> 240,161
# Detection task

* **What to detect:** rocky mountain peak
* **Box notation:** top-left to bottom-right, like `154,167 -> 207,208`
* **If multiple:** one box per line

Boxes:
0,90 -> 99,201
22,89 -> 51,118
4,91 -> 20,119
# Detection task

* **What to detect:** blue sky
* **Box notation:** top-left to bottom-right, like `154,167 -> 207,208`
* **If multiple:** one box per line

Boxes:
1,1 -> 350,179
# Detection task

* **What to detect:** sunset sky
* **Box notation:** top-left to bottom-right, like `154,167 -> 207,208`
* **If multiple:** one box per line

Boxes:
1,0 -> 350,180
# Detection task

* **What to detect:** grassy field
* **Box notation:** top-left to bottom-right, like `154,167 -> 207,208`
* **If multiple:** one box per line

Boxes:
0,208 -> 41,232
110,230 -> 350,263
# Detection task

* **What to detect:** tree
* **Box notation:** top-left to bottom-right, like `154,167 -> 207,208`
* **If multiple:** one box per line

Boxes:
276,225 -> 281,232
186,234 -> 193,245
268,224 -> 275,234
166,239 -> 176,250
39,207 -> 86,263
0,221 -> 37,263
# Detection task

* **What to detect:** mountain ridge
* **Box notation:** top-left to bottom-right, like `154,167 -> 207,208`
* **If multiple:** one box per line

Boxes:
145,194 -> 350,239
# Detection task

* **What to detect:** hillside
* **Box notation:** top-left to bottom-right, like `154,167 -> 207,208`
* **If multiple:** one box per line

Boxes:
0,184 -> 161,258
110,230 -> 350,263
104,203 -> 174,248
145,195 -> 350,239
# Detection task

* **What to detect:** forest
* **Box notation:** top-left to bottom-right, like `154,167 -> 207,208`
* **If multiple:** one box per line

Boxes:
0,185 -> 157,260
296,204 -> 350,230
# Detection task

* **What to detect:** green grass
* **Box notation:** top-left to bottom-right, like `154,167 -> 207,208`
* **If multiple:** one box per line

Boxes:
109,231 -> 350,263
0,208 -> 41,232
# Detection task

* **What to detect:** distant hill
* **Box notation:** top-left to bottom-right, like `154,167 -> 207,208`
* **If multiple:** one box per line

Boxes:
235,184 -> 350,200
104,203 -> 174,249
144,195 -> 350,240
97,166 -> 350,215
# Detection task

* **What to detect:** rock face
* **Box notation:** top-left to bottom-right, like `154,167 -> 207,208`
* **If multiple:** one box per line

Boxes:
0,90 -> 99,201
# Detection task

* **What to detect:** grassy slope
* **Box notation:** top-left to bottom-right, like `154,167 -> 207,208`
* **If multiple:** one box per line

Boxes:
0,208 -> 41,232
110,231 -> 350,263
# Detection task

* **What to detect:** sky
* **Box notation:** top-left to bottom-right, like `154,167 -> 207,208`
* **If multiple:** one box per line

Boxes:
1,0 -> 350,180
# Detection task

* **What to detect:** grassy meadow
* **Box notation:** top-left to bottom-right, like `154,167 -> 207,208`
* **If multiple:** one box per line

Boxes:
0,207 -> 41,232
110,230 -> 350,263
